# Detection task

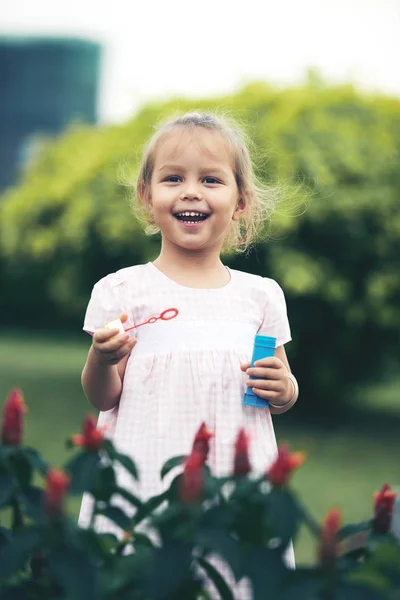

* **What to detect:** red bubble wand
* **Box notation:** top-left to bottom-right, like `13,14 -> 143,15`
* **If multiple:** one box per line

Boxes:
105,308 -> 179,334
125,308 -> 179,331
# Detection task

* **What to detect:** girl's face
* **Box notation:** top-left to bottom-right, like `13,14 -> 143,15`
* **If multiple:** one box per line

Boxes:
146,128 -> 244,255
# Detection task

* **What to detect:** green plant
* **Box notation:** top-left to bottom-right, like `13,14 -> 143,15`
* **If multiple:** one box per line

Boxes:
0,388 -> 399,599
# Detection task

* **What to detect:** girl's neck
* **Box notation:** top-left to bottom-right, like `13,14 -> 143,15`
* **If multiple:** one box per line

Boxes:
153,246 -> 230,289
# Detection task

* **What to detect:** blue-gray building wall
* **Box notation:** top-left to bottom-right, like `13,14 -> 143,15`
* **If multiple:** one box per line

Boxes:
0,36 -> 102,190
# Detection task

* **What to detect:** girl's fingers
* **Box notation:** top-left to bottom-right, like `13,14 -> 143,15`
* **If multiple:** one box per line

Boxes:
246,378 -> 283,392
94,328 -> 121,343
252,388 -> 280,400
246,367 -> 285,380
95,338 -> 136,364
240,362 -> 251,371
254,357 -> 282,369
95,334 -> 132,354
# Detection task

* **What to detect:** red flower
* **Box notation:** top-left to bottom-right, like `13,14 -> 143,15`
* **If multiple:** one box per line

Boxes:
234,429 -> 251,476
267,444 -> 305,487
71,414 -> 104,451
373,483 -> 397,534
179,450 -> 204,504
1,388 -> 27,445
44,468 -> 70,517
318,509 -> 342,568
191,422 -> 213,464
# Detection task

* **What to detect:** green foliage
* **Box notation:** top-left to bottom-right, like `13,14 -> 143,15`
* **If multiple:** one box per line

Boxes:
0,80 -> 399,415
1,390 -> 400,599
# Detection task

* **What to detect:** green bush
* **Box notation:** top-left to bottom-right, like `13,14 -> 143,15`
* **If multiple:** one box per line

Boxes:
1,79 -> 400,415
1,388 -> 400,599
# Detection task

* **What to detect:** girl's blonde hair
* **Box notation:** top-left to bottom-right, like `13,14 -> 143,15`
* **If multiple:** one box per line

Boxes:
133,111 -> 278,253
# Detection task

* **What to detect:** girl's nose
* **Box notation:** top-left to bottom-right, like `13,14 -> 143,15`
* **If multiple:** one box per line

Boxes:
180,182 -> 203,200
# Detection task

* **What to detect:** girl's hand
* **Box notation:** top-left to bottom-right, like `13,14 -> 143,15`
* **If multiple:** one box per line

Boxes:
240,356 -> 292,405
92,313 -> 137,366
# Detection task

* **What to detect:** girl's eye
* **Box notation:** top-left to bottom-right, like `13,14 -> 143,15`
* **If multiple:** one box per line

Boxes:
165,176 -> 182,183
203,177 -> 220,184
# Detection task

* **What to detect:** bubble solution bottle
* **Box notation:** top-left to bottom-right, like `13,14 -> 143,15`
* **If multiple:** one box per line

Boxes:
243,335 -> 276,408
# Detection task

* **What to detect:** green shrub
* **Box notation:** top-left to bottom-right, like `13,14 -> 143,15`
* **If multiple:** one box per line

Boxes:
1,79 -> 400,415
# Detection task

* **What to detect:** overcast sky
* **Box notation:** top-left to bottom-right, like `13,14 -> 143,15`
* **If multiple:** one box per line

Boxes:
1,0 -> 400,123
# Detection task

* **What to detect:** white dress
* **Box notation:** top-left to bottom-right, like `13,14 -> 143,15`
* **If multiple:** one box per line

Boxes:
78,262 -> 293,593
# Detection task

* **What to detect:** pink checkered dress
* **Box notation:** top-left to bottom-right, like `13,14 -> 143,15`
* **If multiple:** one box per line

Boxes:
78,262 -> 294,593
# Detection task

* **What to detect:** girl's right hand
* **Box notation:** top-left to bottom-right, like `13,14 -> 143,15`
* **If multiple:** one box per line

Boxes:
92,313 -> 137,365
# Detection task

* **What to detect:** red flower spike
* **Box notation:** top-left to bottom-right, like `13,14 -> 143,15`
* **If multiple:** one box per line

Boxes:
1,388 -> 27,445
373,483 -> 397,534
191,422 -> 213,464
71,414 -> 104,451
179,450 -> 204,504
234,429 -> 251,476
267,444 -> 305,487
318,509 -> 341,568
44,468 -> 70,517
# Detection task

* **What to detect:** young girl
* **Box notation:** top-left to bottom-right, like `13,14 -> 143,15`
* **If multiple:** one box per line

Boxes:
79,112 -> 298,584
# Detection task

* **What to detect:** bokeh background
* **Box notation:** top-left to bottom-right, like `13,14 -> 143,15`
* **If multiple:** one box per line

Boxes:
1,0 -> 399,563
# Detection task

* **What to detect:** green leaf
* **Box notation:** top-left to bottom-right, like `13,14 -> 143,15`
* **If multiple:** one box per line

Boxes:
196,528 -> 243,581
242,546 -> 286,600
19,487 -> 44,521
96,505 -> 132,532
0,446 -> 16,461
280,568 -> 323,599
339,521 -> 371,541
113,485 -> 142,509
49,544 -> 99,600
77,528 -> 114,560
9,452 -> 33,489
148,542 -> 193,599
160,455 -> 186,480
133,531 -> 155,549
337,582 -> 387,600
92,464 -> 116,502
267,489 -> 301,546
0,587 -> 30,600
0,526 -> 42,579
100,551 -> 151,596
101,438 -> 116,458
0,526 -> 12,545
0,475 -> 14,508
132,492 -> 167,528
21,448 -> 48,475
113,452 -> 139,480
97,532 -> 120,553
198,556 -> 235,600
64,451 -> 100,494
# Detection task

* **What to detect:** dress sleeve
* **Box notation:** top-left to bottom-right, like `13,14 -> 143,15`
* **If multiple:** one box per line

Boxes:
83,272 -> 134,335
257,278 -> 291,347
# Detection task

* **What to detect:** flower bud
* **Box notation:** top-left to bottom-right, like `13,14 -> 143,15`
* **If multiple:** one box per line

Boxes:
233,429 -> 251,476
267,444 -> 305,487
318,509 -> 341,568
70,414 -> 104,451
1,388 -> 27,445
373,483 -> 397,534
44,468 -> 70,517
191,422 -> 213,464
179,450 -> 204,503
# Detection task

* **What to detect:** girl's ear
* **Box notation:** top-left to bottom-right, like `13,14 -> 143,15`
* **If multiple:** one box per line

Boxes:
139,183 -> 152,210
232,197 -> 246,221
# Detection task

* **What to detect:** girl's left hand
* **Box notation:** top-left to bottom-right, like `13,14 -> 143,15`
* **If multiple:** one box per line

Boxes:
240,356 -> 292,405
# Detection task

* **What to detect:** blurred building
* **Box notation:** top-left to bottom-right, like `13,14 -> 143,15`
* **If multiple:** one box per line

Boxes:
0,36 -> 102,190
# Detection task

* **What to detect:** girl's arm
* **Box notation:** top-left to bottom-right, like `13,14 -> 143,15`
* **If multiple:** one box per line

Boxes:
82,315 -> 137,411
